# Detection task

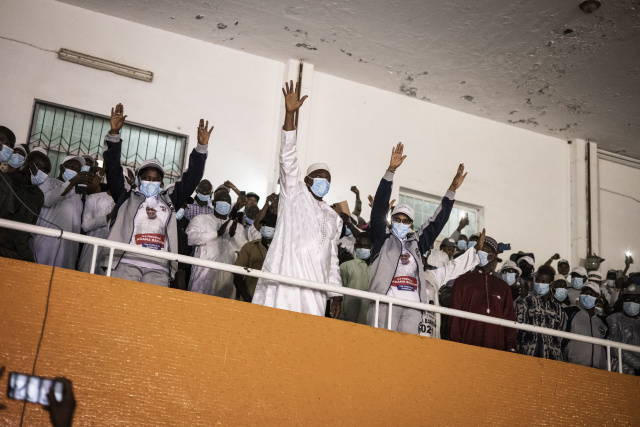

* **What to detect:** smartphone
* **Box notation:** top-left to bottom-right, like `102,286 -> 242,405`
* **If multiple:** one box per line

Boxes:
7,372 -> 64,406
240,190 -> 246,196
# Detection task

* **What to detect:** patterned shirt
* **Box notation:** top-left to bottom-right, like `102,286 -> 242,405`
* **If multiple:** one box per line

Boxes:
184,202 -> 214,221
516,293 -> 567,361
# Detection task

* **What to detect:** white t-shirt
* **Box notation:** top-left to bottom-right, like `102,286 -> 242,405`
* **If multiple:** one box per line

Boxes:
120,195 -> 171,272
386,239 -> 420,302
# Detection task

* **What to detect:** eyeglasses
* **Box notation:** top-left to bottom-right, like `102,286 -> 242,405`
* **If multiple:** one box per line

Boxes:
391,217 -> 412,225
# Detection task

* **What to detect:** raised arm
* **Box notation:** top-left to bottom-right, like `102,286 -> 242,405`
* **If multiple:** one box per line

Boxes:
371,143 -> 406,243
170,119 -> 211,209
279,81 -> 308,199
430,229 -> 485,288
544,253 -> 561,266
416,164 -> 466,254
351,186 -> 362,216
103,103 -> 128,204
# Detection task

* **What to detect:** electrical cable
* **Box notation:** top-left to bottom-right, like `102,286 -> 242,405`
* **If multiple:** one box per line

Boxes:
0,170 -> 64,426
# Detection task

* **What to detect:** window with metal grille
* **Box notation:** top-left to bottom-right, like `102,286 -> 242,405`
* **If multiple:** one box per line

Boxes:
398,187 -> 482,240
28,100 -> 188,185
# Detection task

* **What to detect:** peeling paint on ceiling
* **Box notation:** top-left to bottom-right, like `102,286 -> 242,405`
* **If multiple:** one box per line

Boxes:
59,0 -> 640,158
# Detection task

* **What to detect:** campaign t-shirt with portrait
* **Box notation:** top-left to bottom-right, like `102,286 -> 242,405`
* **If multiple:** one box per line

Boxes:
386,239 -> 420,302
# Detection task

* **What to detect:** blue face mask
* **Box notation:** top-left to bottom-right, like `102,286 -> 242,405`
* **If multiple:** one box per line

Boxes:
261,225 -> 275,239
355,248 -> 371,260
245,217 -> 255,226
8,153 -> 24,168
308,177 -> 330,198
62,167 -> 77,182
139,180 -> 161,198
477,250 -> 489,267
196,192 -> 211,202
554,288 -> 568,301
579,294 -> 597,310
176,207 -> 185,220
623,302 -> 640,317
391,222 -> 411,239
467,241 -> 477,249
345,226 -> 352,237
134,176 -> 139,187
571,277 -> 584,290
31,166 -> 48,186
457,240 -> 467,250
215,201 -> 231,216
534,282 -> 550,296
501,272 -> 517,286
0,144 -> 13,163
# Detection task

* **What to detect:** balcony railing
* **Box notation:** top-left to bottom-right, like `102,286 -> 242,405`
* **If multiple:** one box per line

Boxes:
1,217 -> 638,373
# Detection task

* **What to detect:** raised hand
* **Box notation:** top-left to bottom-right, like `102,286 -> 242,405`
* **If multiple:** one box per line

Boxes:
368,195 -> 374,208
282,80 -> 308,113
448,163 -> 467,192
351,185 -> 359,195
457,215 -> 470,231
109,103 -> 127,135
475,228 -> 486,252
388,142 -> 407,173
197,119 -> 214,145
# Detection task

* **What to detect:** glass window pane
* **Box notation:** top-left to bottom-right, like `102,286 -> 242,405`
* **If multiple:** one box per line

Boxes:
29,101 -> 186,183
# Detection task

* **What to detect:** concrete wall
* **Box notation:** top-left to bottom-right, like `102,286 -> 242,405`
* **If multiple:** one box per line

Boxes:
2,0 -> 638,267
304,70 -> 570,260
1,257 -> 639,426
0,0 -> 286,198
597,158 -> 640,275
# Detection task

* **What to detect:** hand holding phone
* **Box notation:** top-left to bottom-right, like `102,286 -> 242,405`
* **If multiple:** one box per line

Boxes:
7,372 -> 63,405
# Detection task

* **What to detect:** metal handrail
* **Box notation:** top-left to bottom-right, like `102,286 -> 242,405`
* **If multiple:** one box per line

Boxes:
0,218 -> 637,373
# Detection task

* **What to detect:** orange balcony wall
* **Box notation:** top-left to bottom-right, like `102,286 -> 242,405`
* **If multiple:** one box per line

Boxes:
0,257 -> 638,426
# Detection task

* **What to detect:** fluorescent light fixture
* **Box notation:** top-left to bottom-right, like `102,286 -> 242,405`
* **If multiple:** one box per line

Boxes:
58,48 -> 153,82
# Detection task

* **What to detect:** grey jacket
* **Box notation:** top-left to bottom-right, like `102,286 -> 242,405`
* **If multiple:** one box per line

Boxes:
563,306 -> 608,369
368,170 -> 455,302
100,134 -> 208,277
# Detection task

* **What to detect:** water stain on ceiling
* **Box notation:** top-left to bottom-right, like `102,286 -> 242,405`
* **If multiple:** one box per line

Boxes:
59,0 -> 640,158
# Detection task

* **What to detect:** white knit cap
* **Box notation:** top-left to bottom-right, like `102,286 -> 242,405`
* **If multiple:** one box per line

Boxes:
571,266 -> 588,277
517,256 -> 535,267
306,163 -> 330,176
583,281 -> 600,294
62,155 -> 86,167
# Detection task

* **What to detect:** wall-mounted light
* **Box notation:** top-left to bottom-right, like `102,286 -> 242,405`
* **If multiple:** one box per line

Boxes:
579,0 -> 601,13
58,48 -> 154,83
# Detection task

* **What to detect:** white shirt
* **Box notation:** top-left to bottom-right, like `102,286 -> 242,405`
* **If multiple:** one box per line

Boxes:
252,129 -> 342,316
120,195 -> 171,272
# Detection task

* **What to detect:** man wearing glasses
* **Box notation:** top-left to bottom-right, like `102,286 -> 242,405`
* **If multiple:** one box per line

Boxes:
367,142 -> 467,333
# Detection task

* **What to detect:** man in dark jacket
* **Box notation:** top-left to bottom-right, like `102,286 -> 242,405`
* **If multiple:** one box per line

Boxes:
101,103 -> 211,286
366,142 -> 467,333
449,235 -> 517,352
0,149 -> 49,262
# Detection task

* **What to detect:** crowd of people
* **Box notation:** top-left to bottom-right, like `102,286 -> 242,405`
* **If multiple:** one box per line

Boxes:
0,81 -> 638,376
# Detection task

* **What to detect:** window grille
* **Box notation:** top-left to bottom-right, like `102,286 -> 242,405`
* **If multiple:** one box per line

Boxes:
28,100 -> 188,185
398,189 -> 481,240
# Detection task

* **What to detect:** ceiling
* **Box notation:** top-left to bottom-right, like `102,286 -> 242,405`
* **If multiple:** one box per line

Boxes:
59,0 -> 640,158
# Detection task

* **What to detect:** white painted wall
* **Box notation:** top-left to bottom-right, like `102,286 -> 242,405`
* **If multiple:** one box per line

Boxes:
7,0 -> 635,272
303,71 -> 571,264
597,158 -> 640,275
0,0 -> 285,199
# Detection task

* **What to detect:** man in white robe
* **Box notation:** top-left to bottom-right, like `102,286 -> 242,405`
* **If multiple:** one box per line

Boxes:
31,155 -> 93,269
186,190 -> 237,297
77,171 -> 115,273
252,81 -> 343,317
